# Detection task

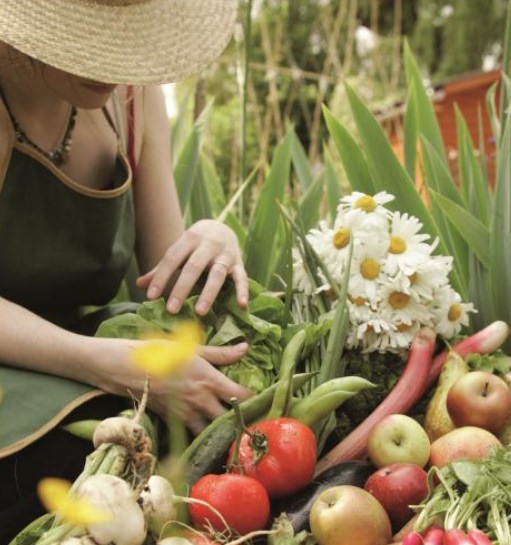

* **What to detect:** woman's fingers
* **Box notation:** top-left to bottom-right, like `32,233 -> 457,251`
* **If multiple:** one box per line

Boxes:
231,262 -> 249,309
199,342 -> 249,365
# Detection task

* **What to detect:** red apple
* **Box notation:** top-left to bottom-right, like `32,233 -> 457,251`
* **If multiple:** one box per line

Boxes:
429,426 -> 502,468
446,371 -> 511,435
364,463 -> 429,530
366,414 -> 431,468
309,485 -> 392,545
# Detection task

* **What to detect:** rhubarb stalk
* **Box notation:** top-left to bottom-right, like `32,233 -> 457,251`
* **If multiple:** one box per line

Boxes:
314,328 -> 436,475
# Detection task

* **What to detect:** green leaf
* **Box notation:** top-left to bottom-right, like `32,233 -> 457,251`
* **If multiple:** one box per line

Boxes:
429,190 -> 490,269
298,171 -> 326,232
244,130 -> 293,285
174,102 -> 211,214
404,40 -> 447,163
324,148 -> 344,222
454,105 -> 490,225
323,105 -> 375,194
343,83 -> 446,248
420,137 -> 469,286
200,154 -> 226,217
403,84 -> 419,180
188,161 -> 213,222
489,113 -> 511,349
291,128 -> 314,191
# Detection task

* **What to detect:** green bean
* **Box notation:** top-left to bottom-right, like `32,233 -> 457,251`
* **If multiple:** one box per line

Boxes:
267,329 -> 307,418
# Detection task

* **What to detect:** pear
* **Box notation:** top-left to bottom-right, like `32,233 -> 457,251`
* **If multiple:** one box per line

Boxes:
423,351 -> 469,442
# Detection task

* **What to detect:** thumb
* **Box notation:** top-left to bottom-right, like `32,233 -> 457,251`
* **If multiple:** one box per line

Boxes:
199,342 -> 249,366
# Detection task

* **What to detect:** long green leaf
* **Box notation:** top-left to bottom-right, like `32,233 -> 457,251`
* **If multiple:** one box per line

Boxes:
404,40 -> 447,163
244,130 -> 293,285
420,137 -> 469,285
188,162 -> 213,223
200,154 -> 227,217
298,171 -> 326,232
323,105 -> 375,194
403,84 -> 419,180
454,106 -> 490,225
324,148 -> 344,222
291,128 -> 314,191
429,190 -> 490,269
344,85 -> 437,236
174,103 -> 211,214
489,110 -> 511,347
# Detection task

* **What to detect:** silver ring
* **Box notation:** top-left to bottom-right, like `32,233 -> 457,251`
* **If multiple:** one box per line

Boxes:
214,260 -> 230,270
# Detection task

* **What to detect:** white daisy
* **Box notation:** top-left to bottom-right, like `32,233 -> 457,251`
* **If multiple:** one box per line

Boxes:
378,281 -> 432,326
337,191 -> 394,234
397,255 -> 453,301
349,239 -> 389,302
384,212 -> 436,276
431,286 -> 477,338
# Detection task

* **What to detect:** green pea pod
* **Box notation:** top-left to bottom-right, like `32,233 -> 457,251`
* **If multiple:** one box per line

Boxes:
267,329 -> 307,419
290,376 -> 375,427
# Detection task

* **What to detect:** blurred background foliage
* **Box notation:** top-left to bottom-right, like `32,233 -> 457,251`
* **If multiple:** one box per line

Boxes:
171,0 -> 508,199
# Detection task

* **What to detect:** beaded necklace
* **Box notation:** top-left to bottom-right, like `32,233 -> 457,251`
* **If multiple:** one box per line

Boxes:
0,85 -> 77,166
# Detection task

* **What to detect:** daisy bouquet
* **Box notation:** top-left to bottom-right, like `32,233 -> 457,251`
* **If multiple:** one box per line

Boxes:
292,191 -> 476,354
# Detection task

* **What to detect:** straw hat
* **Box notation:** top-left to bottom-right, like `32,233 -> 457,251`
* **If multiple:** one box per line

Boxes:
0,0 -> 239,85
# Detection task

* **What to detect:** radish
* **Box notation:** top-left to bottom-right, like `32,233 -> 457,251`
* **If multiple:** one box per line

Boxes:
77,474 -> 147,545
466,529 -> 492,545
443,529 -> 476,545
402,531 -> 423,545
139,475 -> 177,538
422,526 -> 445,545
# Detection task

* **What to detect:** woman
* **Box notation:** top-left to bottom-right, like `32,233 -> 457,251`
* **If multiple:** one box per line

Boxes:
0,1 -> 250,540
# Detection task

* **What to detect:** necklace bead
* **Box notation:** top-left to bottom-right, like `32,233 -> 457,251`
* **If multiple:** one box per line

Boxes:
0,85 -> 77,166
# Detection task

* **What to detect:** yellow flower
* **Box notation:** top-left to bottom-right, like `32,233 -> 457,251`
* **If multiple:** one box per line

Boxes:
131,321 -> 204,378
37,478 -> 110,526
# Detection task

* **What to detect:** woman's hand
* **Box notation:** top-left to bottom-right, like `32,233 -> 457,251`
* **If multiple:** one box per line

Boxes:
136,220 -> 248,316
87,336 -> 251,435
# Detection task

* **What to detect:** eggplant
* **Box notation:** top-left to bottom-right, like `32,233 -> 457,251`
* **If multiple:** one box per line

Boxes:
273,460 -> 375,533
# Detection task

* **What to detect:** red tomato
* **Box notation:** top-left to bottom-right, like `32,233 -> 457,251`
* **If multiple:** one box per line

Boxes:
189,473 -> 270,536
227,417 -> 317,499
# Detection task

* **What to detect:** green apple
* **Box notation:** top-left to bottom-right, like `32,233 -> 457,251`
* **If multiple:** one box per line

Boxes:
367,414 -> 430,468
309,485 -> 392,545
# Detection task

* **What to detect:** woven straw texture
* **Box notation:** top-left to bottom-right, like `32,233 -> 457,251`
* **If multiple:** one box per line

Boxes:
0,0 -> 238,85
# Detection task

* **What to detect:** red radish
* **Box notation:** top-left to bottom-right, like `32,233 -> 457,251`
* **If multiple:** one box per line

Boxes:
402,531 -> 423,545
315,328 -> 436,474
422,526 -> 445,545
443,529 -> 476,545
426,321 -> 510,390
467,529 -> 492,545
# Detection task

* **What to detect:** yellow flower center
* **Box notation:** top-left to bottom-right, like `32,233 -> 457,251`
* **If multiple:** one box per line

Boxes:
448,304 -> 462,322
360,258 -> 380,280
389,291 -> 410,309
355,195 -> 377,212
389,236 -> 407,254
333,227 -> 351,249
408,273 -> 418,285
349,294 -> 366,306
396,323 -> 412,332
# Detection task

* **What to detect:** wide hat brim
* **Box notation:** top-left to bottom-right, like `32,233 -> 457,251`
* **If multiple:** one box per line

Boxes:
0,0 -> 238,85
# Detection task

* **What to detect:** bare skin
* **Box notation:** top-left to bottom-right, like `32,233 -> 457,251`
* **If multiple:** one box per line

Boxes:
0,42 -> 251,433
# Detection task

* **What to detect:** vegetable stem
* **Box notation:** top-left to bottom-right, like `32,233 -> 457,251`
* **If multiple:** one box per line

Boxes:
314,328 -> 436,474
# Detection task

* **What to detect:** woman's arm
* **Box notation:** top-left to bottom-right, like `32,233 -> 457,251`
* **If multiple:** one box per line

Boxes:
0,296 -> 250,430
131,86 -> 248,316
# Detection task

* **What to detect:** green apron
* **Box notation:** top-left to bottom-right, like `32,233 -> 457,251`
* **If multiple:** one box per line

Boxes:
0,106 -> 136,458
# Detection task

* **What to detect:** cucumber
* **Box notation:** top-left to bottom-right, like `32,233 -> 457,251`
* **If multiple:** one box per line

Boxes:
181,373 -> 313,486
273,460 -> 375,532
